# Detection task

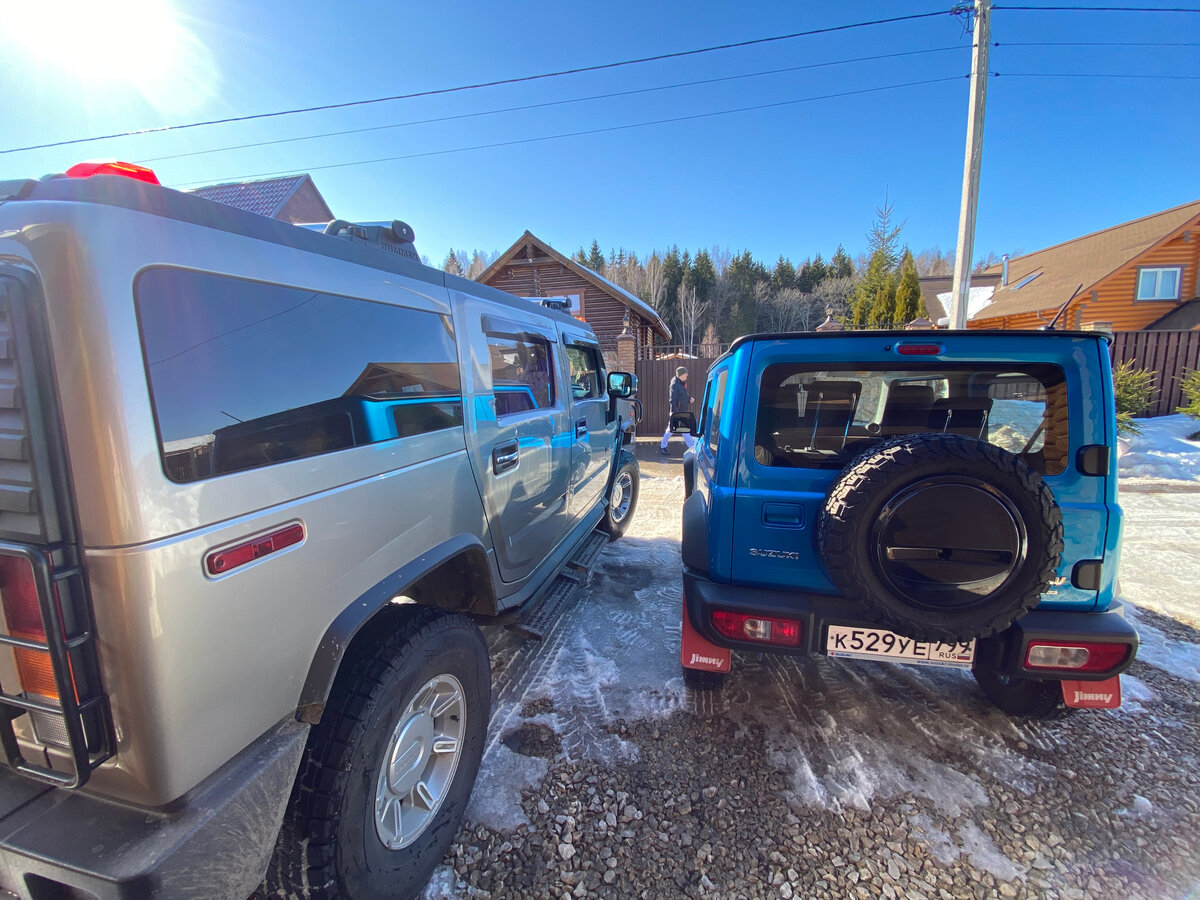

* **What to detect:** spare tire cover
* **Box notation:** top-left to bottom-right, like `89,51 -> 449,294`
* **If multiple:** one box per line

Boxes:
817,433 -> 1064,642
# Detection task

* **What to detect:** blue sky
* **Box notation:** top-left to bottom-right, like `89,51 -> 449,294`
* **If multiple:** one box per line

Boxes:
2,1 -> 1197,269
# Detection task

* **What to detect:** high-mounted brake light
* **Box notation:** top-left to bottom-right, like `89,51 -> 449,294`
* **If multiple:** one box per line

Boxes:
711,610 -> 802,647
895,343 -> 944,356
1025,641 -> 1130,673
65,161 -> 160,185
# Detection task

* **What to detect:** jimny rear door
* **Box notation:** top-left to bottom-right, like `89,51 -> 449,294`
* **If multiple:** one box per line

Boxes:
729,333 -> 1115,612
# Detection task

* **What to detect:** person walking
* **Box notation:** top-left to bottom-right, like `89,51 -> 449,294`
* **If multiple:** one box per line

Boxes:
659,366 -> 695,455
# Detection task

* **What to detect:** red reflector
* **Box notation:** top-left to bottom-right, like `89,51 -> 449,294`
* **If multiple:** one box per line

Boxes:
65,161 -> 160,185
896,343 -> 943,356
206,524 -> 304,575
1025,640 -> 1130,673
711,610 -> 802,647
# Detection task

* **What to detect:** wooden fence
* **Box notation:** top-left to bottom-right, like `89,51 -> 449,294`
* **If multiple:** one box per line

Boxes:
634,330 -> 1200,431
635,356 -> 721,435
1111,330 -> 1200,418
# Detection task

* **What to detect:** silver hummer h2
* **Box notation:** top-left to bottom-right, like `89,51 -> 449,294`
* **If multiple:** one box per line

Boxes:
0,163 -> 641,899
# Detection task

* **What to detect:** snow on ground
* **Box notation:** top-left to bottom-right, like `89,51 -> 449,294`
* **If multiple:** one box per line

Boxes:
1119,413 -> 1200,486
455,437 -> 1200,891
1118,491 -> 1200,627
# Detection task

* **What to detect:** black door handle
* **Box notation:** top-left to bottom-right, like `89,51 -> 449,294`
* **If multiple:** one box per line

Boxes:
575,418 -> 588,439
492,440 -> 519,474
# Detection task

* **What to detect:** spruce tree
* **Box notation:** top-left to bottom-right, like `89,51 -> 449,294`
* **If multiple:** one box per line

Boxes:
443,249 -> 463,275
688,249 -> 717,302
587,240 -> 605,273
891,250 -> 926,324
772,256 -> 797,293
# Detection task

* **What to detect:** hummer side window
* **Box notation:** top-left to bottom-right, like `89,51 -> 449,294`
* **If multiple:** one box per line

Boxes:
565,346 -> 602,400
753,364 -> 1067,475
488,334 -> 556,416
135,267 -> 463,484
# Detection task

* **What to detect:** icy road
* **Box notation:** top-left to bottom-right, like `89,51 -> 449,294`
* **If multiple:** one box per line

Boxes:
427,446 -> 1200,900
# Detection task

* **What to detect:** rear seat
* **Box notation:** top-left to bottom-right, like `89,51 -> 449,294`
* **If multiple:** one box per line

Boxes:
929,397 -> 993,439
880,384 -> 935,435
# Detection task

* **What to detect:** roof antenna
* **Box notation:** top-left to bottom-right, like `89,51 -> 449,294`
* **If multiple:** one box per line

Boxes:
1044,284 -> 1083,331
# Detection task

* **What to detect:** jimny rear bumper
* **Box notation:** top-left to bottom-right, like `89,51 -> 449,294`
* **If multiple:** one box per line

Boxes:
682,568 -> 1138,683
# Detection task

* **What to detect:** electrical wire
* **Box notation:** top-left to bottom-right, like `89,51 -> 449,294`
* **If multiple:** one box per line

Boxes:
1,9 -> 957,156
992,71 -> 1200,77
139,45 -> 965,166
996,39 -> 1200,45
993,5 -> 1200,11
174,75 -> 965,188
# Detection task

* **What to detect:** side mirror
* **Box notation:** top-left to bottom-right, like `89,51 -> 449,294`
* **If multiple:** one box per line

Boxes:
607,371 -> 637,399
670,411 -> 698,436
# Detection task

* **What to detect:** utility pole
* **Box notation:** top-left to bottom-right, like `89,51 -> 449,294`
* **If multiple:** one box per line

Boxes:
949,0 -> 991,329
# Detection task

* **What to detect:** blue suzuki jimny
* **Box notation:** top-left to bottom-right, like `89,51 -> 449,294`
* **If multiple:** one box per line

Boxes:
675,330 -> 1137,717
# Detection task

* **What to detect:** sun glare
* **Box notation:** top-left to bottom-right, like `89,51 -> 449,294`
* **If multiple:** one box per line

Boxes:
8,0 -> 218,112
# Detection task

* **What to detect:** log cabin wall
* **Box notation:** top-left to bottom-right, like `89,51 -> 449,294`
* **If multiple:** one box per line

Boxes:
479,242 -> 659,361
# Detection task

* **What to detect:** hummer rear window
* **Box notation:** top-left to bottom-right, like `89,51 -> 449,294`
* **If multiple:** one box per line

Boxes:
135,267 -> 463,483
753,364 -> 1068,475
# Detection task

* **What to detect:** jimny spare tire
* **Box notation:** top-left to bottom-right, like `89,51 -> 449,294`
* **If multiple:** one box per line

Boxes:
817,433 -> 1064,643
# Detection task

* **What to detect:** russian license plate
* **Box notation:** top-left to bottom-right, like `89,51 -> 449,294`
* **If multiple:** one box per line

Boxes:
826,625 -> 975,670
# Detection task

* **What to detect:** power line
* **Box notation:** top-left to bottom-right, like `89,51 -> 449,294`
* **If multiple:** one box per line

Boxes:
996,39 -> 1200,44
2,9 -> 957,156
175,75 -> 965,188
140,46 -> 965,166
993,5 -> 1200,11
993,70 -> 1200,77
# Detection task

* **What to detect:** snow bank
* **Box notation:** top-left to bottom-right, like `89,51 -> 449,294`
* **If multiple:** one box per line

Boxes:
1118,414 -> 1200,485
1126,607 -> 1200,684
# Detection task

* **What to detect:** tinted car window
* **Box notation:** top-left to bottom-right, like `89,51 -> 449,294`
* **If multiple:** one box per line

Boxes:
136,267 -> 462,483
566,346 -> 602,401
488,334 -> 556,416
754,364 -> 1067,475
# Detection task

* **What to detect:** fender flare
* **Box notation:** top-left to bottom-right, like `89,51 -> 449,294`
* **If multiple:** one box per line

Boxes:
296,535 -> 493,714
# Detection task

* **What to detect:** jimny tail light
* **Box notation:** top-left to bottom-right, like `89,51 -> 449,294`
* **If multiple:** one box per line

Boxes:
1025,641 -> 1130,673
711,610 -> 802,647
0,554 -> 69,702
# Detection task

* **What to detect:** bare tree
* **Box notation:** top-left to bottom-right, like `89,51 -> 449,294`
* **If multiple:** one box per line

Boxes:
813,276 -> 856,323
677,282 -> 708,354
710,245 -> 733,276
758,286 -> 823,333
915,246 -> 954,276
644,252 -> 666,313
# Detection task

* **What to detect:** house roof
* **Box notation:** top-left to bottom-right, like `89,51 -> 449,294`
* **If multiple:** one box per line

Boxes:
1146,298 -> 1200,331
918,273 -> 1002,322
973,199 -> 1200,322
188,174 -> 332,221
479,231 -> 672,341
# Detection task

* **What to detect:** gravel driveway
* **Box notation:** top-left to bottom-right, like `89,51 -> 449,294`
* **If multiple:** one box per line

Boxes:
425,444 -> 1200,900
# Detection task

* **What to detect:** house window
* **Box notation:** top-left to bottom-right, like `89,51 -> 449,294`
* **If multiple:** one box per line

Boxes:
1137,267 -> 1182,301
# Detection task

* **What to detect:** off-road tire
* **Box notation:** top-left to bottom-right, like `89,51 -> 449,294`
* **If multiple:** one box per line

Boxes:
818,433 -> 1063,643
601,450 -> 639,540
683,666 -> 726,691
266,607 -> 489,900
974,668 -> 1074,720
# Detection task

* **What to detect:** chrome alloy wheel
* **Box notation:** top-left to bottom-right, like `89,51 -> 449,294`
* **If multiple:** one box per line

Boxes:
610,471 -> 634,523
374,674 -> 466,850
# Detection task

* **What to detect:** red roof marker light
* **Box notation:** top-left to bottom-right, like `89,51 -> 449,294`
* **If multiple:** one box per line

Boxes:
65,161 -> 160,185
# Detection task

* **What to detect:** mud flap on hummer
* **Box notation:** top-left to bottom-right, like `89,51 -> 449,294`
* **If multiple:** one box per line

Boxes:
681,595 -> 730,672
1062,676 -> 1121,709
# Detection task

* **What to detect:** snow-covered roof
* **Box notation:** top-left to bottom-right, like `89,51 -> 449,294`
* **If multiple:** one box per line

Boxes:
935,286 -> 997,327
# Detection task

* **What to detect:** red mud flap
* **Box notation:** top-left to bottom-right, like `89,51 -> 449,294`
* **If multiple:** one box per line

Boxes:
1062,676 -> 1122,709
681,595 -> 730,672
